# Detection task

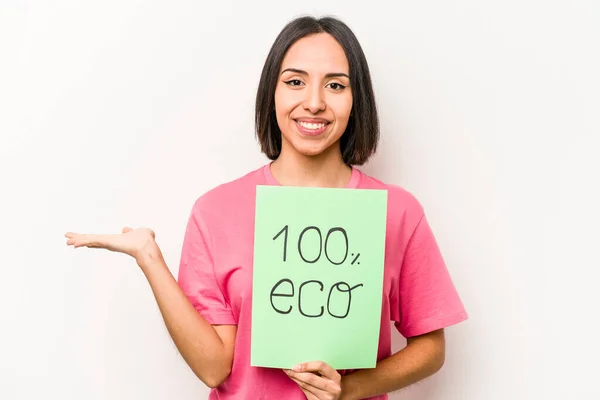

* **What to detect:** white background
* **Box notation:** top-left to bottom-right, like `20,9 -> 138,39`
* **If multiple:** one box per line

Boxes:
1,1 -> 599,399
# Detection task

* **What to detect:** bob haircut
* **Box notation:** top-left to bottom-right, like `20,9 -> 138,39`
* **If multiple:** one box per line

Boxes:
255,16 -> 379,166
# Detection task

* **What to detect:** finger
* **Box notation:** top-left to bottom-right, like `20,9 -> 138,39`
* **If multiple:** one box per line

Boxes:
72,233 -> 114,249
286,369 -> 340,393
122,226 -> 133,233
66,234 -> 91,248
286,374 -> 328,399
72,234 -> 98,248
293,361 -> 340,381
65,233 -> 83,247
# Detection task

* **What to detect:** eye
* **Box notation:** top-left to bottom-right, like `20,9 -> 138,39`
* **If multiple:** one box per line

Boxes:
284,79 -> 303,87
328,82 -> 347,90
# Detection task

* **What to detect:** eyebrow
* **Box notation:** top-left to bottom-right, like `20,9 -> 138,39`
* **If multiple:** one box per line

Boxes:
280,68 -> 350,79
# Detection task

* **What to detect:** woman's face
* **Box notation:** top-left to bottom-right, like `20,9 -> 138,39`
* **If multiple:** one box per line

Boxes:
274,33 -> 353,159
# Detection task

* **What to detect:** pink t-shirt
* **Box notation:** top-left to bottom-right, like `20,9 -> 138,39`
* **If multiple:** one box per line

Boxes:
177,163 -> 468,400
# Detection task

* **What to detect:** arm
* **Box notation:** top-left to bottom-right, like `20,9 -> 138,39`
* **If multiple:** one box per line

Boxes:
139,246 -> 236,388
338,208 -> 466,398
287,206 -> 466,399
284,329 -> 445,400
340,329 -> 445,400
65,227 -> 236,389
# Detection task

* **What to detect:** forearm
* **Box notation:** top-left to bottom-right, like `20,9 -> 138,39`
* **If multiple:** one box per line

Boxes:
341,329 -> 445,400
138,249 -> 232,388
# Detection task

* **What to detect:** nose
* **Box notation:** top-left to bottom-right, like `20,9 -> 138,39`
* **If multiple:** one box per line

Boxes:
303,84 -> 326,114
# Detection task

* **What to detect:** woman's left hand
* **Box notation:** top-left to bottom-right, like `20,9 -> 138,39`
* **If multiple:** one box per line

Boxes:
284,361 -> 343,400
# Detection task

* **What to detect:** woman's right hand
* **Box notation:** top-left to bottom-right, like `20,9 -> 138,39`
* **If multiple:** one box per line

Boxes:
65,226 -> 162,268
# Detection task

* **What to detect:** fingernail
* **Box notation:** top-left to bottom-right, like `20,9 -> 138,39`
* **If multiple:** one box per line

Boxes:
293,364 -> 302,371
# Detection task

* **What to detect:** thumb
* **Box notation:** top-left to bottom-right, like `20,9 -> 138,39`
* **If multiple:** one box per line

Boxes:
122,226 -> 134,233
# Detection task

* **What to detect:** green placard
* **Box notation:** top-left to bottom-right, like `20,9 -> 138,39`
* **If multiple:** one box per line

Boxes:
250,185 -> 388,370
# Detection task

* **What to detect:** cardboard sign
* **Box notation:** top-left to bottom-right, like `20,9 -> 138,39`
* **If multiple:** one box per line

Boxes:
251,185 -> 388,370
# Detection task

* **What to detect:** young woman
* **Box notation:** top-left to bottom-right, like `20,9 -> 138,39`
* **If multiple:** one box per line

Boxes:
65,16 -> 467,400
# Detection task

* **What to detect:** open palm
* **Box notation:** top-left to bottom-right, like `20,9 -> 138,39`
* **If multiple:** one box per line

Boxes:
65,226 -> 159,265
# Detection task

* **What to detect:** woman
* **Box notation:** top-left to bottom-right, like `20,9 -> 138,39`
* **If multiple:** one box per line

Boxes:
65,16 -> 467,400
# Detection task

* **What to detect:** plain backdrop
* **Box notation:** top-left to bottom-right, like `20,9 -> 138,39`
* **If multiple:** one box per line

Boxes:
1,1 -> 599,399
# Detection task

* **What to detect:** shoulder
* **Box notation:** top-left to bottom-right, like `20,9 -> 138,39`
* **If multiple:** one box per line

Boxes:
191,165 -> 265,217
356,168 -> 425,219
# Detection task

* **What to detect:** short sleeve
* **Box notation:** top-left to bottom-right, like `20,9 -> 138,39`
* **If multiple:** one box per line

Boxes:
177,204 -> 236,325
395,213 -> 468,337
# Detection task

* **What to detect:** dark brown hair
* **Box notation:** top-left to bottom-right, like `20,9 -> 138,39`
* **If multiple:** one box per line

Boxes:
255,16 -> 379,166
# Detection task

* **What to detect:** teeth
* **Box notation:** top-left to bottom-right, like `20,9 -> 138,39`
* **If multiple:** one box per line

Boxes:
298,121 -> 326,130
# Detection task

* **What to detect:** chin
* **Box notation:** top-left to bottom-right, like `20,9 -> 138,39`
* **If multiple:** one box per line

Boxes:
291,141 -> 336,158
298,149 -> 326,157
281,129 -> 342,159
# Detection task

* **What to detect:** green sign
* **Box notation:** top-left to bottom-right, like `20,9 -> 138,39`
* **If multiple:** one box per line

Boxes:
250,185 -> 388,370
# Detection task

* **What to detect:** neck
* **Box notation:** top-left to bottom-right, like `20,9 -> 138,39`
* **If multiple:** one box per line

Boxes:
270,143 -> 352,188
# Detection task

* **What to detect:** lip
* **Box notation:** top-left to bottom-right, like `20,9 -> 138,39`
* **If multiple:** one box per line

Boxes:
295,117 -> 331,123
294,119 -> 330,136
